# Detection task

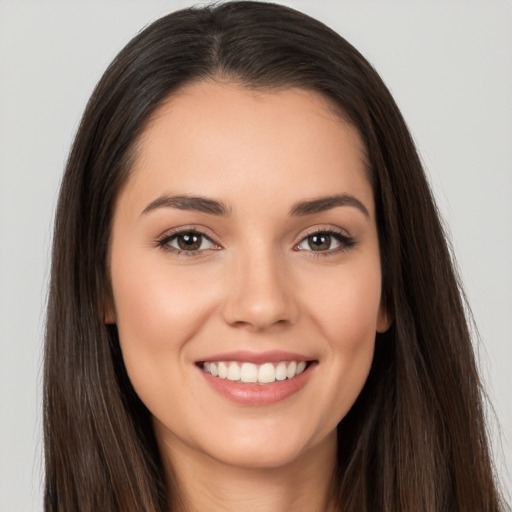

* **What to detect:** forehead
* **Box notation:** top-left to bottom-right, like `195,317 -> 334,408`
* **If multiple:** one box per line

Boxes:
121,80 -> 373,219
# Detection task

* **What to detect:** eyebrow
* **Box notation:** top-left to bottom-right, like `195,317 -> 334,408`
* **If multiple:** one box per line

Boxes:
141,193 -> 370,218
141,194 -> 231,216
290,194 -> 370,218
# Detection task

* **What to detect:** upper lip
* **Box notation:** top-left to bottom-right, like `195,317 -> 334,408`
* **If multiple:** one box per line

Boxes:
197,350 -> 314,364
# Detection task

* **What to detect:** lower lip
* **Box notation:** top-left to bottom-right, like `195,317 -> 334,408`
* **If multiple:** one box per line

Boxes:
198,363 -> 315,406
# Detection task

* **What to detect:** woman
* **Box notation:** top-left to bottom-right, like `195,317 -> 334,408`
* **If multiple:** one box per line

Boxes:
44,2 -> 505,511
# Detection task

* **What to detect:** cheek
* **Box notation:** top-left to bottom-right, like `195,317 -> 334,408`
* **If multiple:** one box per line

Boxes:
109,252 -> 220,399
309,258 -> 383,345
304,258 -> 381,418
112,256 -> 216,344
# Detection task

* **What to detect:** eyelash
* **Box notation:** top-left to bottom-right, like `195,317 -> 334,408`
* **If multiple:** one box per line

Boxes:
155,227 -> 356,258
156,227 -> 220,258
295,228 -> 356,258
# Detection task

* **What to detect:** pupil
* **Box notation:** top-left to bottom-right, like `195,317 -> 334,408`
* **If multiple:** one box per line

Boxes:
178,233 -> 201,250
309,234 -> 330,251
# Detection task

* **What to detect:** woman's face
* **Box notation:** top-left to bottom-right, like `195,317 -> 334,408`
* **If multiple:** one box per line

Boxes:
107,81 -> 389,470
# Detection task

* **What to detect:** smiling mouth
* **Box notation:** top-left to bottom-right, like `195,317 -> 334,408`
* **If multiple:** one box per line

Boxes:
198,360 -> 314,385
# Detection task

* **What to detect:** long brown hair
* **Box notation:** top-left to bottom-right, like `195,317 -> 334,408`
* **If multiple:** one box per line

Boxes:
44,2 -> 505,510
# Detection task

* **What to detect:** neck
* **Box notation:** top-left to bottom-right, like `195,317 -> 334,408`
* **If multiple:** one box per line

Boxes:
161,431 -> 338,512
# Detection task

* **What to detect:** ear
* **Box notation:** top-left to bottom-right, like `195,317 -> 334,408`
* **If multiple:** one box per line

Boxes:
376,301 -> 392,334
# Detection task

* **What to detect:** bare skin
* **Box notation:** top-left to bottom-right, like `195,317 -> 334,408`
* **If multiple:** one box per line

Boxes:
161,428 -> 338,512
107,80 -> 389,512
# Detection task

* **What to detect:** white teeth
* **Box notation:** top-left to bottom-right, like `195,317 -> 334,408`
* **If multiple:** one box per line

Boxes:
286,361 -> 297,378
227,362 -> 241,381
218,362 -> 228,379
275,361 -> 287,381
202,360 -> 310,384
240,362 -> 258,383
226,363 -> 240,380
258,363 -> 276,383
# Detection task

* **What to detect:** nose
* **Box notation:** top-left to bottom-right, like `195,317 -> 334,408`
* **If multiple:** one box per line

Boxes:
221,247 -> 299,332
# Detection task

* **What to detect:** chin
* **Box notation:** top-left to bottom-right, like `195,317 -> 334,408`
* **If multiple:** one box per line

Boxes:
199,425 -> 334,471
209,442 -> 306,470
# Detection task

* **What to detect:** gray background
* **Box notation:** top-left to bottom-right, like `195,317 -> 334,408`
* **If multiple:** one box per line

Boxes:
1,1 -> 510,509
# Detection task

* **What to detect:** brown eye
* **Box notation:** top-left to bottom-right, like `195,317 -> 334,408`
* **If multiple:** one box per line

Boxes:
307,234 -> 331,251
160,230 -> 217,254
295,229 -> 355,255
176,232 -> 203,250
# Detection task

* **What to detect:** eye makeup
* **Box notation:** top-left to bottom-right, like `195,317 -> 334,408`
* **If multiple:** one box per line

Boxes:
155,225 -> 357,259
293,227 -> 356,257
155,226 -> 222,258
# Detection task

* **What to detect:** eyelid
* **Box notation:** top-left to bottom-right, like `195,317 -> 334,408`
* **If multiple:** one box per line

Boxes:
296,225 -> 351,240
156,224 -> 219,243
155,225 -> 222,258
155,224 -> 356,258
293,226 -> 356,255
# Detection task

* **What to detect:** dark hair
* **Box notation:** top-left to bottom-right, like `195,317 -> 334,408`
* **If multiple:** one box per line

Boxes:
44,2 -> 505,511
